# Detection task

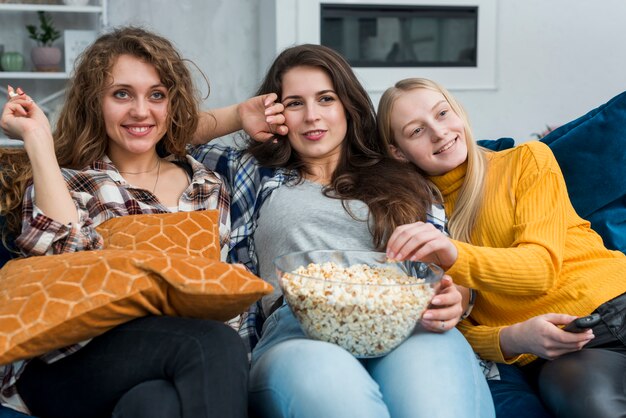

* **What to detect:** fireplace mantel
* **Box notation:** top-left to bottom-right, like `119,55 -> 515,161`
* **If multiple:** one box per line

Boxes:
259,0 -> 497,92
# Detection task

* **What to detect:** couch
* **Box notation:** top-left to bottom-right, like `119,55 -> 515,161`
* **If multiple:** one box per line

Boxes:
0,90 -> 625,416
479,89 -> 626,254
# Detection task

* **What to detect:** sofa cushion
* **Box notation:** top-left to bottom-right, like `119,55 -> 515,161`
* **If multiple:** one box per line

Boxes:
0,211 -> 273,364
477,137 -> 515,151
540,91 -> 626,252
478,90 -> 626,253
96,209 -> 221,260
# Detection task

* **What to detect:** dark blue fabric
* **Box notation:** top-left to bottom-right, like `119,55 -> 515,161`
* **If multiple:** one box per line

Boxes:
0,406 -> 30,418
477,137 -> 515,151
0,243 -> 13,269
487,363 -> 553,418
478,90 -> 626,254
585,195 -> 626,254
0,216 -> 16,269
540,91 -> 626,253
0,158 -> 18,267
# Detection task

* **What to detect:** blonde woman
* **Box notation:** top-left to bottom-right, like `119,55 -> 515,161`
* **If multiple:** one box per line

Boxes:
378,77 -> 626,418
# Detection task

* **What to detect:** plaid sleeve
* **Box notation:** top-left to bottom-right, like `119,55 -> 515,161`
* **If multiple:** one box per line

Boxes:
214,178 -> 232,260
15,185 -> 103,256
427,203 -> 447,232
191,143 -> 263,270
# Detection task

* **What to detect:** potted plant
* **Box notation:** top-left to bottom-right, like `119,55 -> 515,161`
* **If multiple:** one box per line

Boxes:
26,11 -> 62,72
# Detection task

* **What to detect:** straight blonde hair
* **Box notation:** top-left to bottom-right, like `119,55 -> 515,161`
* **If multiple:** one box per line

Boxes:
377,78 -> 488,243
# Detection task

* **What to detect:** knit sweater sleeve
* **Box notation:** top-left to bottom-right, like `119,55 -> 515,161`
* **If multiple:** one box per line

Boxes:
456,317 -> 533,364
446,142 -> 570,295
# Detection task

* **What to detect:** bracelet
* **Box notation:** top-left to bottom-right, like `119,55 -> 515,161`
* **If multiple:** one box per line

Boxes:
461,288 -> 476,320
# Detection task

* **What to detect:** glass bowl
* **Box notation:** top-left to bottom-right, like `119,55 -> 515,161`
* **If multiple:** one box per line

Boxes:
275,250 -> 443,358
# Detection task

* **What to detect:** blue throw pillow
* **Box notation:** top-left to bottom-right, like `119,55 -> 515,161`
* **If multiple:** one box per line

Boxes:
478,90 -> 626,253
477,137 -> 515,151
540,91 -> 626,253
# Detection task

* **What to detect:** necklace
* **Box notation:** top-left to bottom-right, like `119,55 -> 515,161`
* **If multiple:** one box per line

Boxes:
118,159 -> 161,194
118,158 -> 160,175
151,159 -> 161,194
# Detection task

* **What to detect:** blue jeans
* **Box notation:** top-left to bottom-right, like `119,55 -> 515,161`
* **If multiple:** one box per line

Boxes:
488,363 -> 553,418
0,406 -> 31,418
249,305 -> 495,418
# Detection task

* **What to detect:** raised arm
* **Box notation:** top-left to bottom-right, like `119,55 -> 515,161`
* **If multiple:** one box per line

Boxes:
191,93 -> 287,145
1,87 -> 77,225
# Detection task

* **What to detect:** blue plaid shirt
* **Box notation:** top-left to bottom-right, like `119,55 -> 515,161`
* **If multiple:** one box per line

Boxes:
191,142 -> 449,355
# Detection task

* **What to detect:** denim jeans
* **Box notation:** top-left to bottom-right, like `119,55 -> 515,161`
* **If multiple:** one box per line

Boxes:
0,406 -> 30,418
488,363 -> 553,418
249,304 -> 495,418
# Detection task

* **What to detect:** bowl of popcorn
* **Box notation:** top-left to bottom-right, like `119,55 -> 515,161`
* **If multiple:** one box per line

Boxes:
275,250 -> 444,358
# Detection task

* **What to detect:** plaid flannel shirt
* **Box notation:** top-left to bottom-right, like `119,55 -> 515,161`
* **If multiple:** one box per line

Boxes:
1,154 -> 230,413
190,142 -> 449,356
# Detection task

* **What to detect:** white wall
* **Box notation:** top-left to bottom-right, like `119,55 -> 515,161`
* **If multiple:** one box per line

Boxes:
441,0 -> 626,141
107,0 -> 260,110
95,0 -> 626,141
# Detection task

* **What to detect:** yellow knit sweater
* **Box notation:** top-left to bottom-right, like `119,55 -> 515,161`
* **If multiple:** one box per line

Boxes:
429,141 -> 626,365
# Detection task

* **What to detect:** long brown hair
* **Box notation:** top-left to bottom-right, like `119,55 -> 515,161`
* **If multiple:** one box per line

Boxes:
248,44 -> 438,248
0,26 -> 201,241
0,149 -> 30,249
377,78 -> 487,242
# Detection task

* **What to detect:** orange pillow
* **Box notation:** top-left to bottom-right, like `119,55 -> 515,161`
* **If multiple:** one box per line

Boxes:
96,209 -> 221,260
0,211 -> 272,364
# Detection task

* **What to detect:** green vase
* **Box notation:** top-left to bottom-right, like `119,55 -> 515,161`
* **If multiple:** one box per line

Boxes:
1,52 -> 25,72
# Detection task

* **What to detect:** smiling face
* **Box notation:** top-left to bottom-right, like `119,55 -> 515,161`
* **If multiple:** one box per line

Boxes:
102,54 -> 169,160
389,88 -> 468,176
281,65 -> 347,172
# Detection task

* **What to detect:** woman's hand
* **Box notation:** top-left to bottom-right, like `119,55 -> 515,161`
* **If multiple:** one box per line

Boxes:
2,86 -> 77,225
499,313 -> 595,360
190,93 -> 287,145
1,86 -> 52,143
238,92 -> 287,142
420,276 -> 464,333
386,221 -> 458,269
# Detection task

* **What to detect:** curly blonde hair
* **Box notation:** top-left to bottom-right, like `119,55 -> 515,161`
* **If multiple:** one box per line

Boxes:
0,26 -> 201,242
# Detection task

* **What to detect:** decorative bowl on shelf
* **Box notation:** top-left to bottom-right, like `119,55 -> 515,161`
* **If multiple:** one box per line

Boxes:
31,46 -> 61,72
1,52 -> 24,72
275,249 -> 443,358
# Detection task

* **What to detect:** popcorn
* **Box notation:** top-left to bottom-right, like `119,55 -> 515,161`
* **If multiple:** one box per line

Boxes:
280,261 -> 435,357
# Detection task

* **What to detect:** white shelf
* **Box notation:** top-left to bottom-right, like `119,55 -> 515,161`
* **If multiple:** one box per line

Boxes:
0,4 -> 103,13
0,138 -> 24,148
0,84 -> 66,108
0,1 -> 107,108
0,71 -> 69,79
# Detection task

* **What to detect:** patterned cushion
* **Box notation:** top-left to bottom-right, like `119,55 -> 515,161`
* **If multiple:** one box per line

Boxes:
0,211 -> 273,364
96,209 -> 221,259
